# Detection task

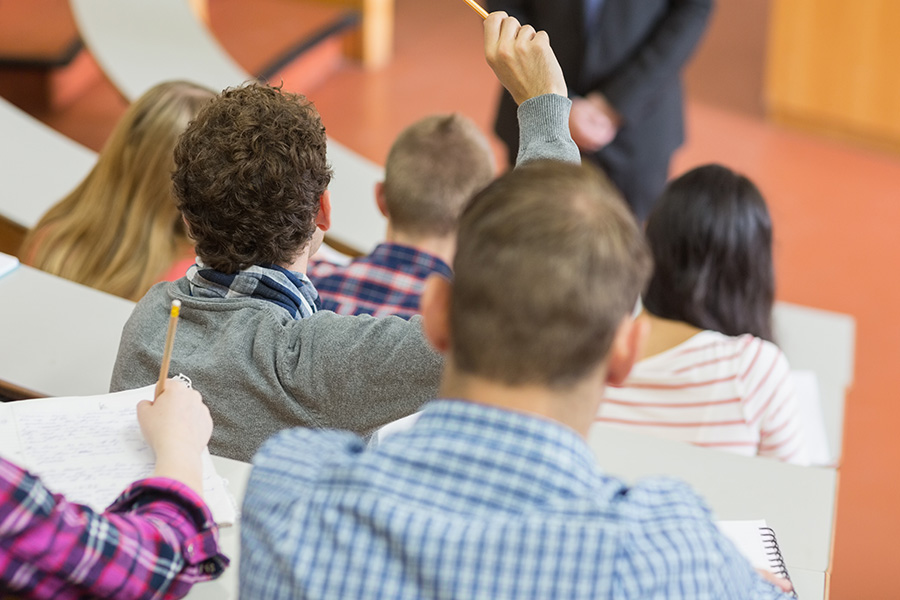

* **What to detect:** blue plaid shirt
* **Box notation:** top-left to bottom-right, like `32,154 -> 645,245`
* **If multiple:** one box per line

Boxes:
308,243 -> 453,319
241,400 -> 788,599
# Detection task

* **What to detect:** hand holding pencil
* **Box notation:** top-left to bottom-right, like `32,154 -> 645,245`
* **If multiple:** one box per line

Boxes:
138,378 -> 212,495
140,298 -> 212,495
480,10 -> 567,105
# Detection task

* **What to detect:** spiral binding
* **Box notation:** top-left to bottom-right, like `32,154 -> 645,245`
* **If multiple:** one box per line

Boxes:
760,526 -> 798,598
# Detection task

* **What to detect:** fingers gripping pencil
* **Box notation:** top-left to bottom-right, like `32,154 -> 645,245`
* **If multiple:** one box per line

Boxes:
463,0 -> 489,19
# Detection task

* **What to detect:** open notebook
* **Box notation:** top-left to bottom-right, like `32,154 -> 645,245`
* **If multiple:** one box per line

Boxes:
718,520 -> 795,594
0,384 -> 237,525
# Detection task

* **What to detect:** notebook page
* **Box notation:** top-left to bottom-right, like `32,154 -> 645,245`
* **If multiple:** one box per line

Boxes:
0,403 -> 23,464
0,385 -> 236,525
717,519 -> 777,572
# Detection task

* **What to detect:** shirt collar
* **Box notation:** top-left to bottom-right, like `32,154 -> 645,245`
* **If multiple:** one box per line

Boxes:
186,260 -> 320,319
412,399 -> 603,496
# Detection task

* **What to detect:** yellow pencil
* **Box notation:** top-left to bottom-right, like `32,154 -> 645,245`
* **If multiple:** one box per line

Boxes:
154,299 -> 181,399
463,0 -> 489,20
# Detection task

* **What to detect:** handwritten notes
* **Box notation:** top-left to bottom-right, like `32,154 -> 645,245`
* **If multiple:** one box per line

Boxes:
0,385 -> 236,525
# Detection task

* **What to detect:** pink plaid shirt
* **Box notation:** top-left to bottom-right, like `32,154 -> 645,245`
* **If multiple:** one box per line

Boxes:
0,457 -> 227,599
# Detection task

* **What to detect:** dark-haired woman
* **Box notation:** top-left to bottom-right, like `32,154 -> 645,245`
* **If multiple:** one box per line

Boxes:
597,164 -> 812,465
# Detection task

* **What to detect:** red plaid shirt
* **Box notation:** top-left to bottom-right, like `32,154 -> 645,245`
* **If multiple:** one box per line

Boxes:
308,243 -> 452,320
0,457 -> 227,599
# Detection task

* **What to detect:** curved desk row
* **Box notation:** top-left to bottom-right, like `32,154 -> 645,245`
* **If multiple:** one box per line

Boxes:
0,97 -> 95,231
69,0 -> 385,255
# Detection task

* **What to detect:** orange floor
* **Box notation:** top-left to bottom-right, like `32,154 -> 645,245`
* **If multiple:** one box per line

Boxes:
10,0 -> 900,597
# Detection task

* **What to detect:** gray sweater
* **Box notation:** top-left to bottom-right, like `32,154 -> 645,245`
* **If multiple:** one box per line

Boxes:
111,93 -> 578,462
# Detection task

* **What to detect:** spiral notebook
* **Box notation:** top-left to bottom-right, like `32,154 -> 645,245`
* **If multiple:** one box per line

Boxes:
0,384 -> 237,526
718,520 -> 795,594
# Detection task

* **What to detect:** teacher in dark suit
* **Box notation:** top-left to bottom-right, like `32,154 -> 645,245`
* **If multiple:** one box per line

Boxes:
489,0 -> 713,221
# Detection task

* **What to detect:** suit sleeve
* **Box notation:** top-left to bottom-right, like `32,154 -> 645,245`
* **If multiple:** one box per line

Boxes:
598,0 -> 713,124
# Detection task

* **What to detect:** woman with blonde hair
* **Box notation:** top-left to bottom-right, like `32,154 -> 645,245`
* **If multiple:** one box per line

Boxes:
21,80 -> 215,301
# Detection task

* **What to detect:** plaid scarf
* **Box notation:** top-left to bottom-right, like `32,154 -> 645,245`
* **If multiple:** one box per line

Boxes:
186,260 -> 320,320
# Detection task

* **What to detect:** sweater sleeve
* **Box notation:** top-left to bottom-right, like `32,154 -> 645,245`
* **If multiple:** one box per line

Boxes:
596,0 -> 713,124
515,94 -> 581,167
289,312 -> 442,434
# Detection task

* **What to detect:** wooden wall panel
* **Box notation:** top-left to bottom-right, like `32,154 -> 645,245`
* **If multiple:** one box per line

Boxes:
766,0 -> 900,151
299,0 -> 395,68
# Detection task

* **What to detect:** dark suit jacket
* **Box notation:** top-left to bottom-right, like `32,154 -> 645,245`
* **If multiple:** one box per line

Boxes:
490,0 -> 712,214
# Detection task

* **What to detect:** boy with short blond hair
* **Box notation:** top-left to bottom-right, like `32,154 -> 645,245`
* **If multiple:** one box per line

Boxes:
309,113 -> 495,318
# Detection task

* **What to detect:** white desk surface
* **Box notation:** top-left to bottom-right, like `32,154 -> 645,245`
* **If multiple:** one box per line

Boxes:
791,568 -> 827,600
589,424 -> 837,575
0,97 -> 96,229
773,302 -> 855,389
69,0 -> 248,101
0,265 -> 134,397
185,455 -> 252,600
773,301 -> 856,464
325,140 -> 385,253
70,0 -> 384,254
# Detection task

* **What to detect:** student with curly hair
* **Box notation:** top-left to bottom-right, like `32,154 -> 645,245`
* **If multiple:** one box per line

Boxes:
111,50 -> 579,462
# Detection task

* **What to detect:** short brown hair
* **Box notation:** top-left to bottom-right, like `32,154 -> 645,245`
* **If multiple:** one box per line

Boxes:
450,161 -> 652,388
173,83 -> 333,273
383,114 -> 494,237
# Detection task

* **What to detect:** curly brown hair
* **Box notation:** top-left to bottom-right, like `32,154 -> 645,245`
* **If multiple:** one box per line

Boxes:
173,83 -> 333,273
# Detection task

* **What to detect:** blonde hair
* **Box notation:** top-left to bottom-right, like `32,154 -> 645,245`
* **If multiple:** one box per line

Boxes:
21,81 -> 215,300
384,114 -> 495,238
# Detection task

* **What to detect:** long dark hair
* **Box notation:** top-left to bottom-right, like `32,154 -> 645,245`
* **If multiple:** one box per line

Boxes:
643,164 -> 775,342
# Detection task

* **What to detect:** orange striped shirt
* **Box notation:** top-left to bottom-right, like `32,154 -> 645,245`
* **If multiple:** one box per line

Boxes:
597,331 -> 811,465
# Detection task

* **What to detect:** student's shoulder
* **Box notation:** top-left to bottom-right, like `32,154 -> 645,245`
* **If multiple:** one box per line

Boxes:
616,476 -> 714,525
731,333 -> 792,375
614,478 -> 767,592
252,428 -> 365,483
121,281 -> 180,336
130,279 -> 188,313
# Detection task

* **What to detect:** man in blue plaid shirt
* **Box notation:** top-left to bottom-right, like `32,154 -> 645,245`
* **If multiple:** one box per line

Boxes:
309,114 -> 495,319
241,12 -> 793,599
